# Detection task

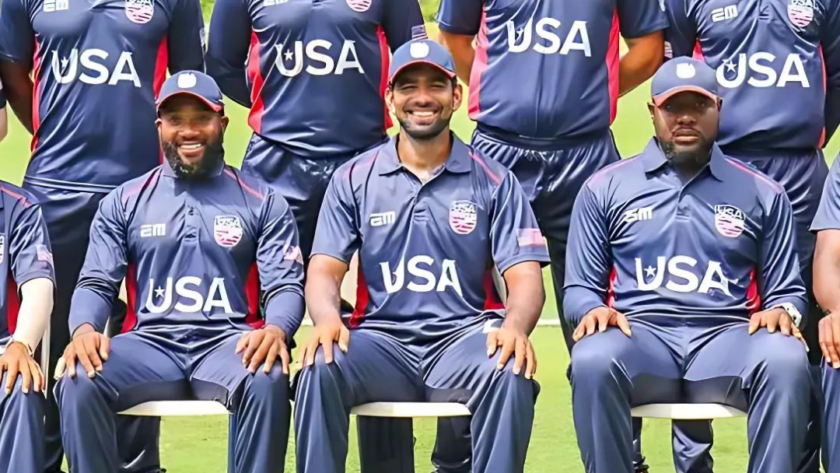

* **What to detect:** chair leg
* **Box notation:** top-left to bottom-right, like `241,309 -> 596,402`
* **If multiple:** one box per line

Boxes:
227,414 -> 237,473
357,416 -> 415,473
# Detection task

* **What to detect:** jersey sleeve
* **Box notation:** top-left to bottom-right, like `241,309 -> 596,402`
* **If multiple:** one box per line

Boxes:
563,183 -> 612,326
257,191 -> 305,339
821,0 -> 840,142
617,0 -> 668,39
68,191 -> 129,334
436,0 -> 483,36
7,196 -> 55,288
663,0 -> 697,59
311,171 -> 361,264
167,0 -> 207,73
206,0 -> 253,107
490,172 -> 550,273
0,0 -> 35,65
812,157 -> 840,231
760,190 -> 808,319
383,0 -> 427,51
0,80 -> 5,109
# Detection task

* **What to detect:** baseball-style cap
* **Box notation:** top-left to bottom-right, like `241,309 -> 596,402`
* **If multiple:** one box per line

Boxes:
156,71 -> 224,113
388,39 -> 457,85
651,57 -> 720,107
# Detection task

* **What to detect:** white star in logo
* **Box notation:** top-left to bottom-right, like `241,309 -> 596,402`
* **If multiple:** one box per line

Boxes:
154,286 -> 165,298
284,50 -> 294,61
723,58 -> 737,72
645,266 -> 657,278
60,56 -> 69,70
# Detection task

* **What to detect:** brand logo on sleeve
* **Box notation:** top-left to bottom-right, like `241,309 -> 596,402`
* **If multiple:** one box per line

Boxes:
43,0 -> 69,12
449,200 -> 477,235
714,205 -> 745,238
140,223 -> 166,238
214,216 -> 243,247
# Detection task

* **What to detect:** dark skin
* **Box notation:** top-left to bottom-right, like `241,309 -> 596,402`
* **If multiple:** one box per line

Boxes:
301,65 -> 546,378
0,61 -> 35,134
0,341 -> 44,395
814,230 -> 840,367
58,95 -> 291,380
574,92 -> 800,341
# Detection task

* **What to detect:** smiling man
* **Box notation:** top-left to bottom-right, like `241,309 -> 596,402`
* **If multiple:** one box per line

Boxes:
293,39 -> 548,473
565,57 -> 811,473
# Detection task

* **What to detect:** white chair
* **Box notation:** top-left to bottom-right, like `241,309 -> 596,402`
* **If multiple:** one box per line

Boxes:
630,403 -> 747,420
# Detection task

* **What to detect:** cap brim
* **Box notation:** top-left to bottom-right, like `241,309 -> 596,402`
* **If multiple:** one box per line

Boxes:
156,91 -> 224,113
653,86 -> 719,107
388,60 -> 457,85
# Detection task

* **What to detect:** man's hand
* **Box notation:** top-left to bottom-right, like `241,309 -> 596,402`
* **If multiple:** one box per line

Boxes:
820,311 -> 840,369
573,306 -> 632,342
748,308 -> 799,336
487,326 -> 537,379
0,341 -> 43,394
235,325 -> 290,375
299,319 -> 350,368
59,324 -> 110,379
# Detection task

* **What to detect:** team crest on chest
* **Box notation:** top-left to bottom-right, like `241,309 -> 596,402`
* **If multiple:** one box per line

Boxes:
346,0 -> 371,13
714,205 -> 745,238
449,200 -> 477,235
0,235 -> 6,265
788,0 -> 815,28
214,216 -> 243,248
125,0 -> 154,24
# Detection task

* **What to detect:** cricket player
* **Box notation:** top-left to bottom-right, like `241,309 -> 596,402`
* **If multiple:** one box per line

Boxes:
294,39 -> 549,473
0,0 -> 206,467
54,71 -> 304,473
0,182 -> 56,473
206,0 -> 426,261
664,1 -> 840,469
566,57 -> 810,473
434,0 -> 668,469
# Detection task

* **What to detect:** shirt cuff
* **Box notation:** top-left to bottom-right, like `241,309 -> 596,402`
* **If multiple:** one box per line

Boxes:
68,289 -> 112,335
563,287 -> 607,326
265,287 -> 305,340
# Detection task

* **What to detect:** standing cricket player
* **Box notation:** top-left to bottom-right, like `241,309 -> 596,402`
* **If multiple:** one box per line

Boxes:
567,57 -> 810,473
294,39 -> 549,473
434,0 -> 668,470
206,0 -> 426,261
664,1 -> 840,469
55,71 -> 304,473
0,0 -> 206,468
0,182 -> 56,473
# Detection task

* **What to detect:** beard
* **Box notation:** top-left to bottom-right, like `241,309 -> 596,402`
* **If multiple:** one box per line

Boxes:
162,138 -> 225,179
660,135 -> 712,169
397,111 -> 452,141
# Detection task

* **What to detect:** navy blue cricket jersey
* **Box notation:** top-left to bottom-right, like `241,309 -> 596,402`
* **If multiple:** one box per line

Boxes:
0,0 -> 206,193
206,0 -> 426,159
0,184 -> 55,346
312,134 -> 550,344
564,139 -> 807,326
436,0 -> 667,141
68,159 -> 305,337
812,156 -> 840,229
664,0 -> 840,151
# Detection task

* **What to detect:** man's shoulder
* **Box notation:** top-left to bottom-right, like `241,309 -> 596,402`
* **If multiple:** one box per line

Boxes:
583,155 -> 644,193
112,167 -> 166,207
718,155 -> 786,198
0,181 -> 38,209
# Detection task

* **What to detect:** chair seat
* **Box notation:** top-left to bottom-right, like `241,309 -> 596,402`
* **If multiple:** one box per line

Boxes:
631,403 -> 747,420
118,400 -> 229,417
350,402 -> 472,418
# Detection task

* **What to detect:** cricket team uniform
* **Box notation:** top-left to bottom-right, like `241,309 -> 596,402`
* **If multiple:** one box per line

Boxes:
206,0 -> 426,259
293,135 -> 549,473
0,183 -> 55,473
0,0 -> 206,468
55,159 -> 305,473
566,139 -> 811,473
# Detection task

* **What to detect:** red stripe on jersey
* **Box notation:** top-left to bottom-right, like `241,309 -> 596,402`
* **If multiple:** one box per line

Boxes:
245,263 -> 264,329
469,152 -> 501,185
31,39 -> 43,152
377,26 -> 393,131
746,268 -> 760,315
469,10 -> 489,119
224,168 -> 264,200
606,9 -> 620,124
724,157 -> 784,192
0,186 -> 28,208
820,44 -> 827,148
247,31 -> 266,135
692,40 -> 705,61
122,263 -> 138,333
7,272 -> 19,335
153,37 -> 169,99
350,268 -> 369,329
483,269 -> 504,311
606,266 -> 617,308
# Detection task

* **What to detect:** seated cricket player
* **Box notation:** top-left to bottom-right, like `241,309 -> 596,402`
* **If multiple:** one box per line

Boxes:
0,182 -> 55,473
54,71 -> 305,473
294,39 -> 549,473
565,57 -> 811,473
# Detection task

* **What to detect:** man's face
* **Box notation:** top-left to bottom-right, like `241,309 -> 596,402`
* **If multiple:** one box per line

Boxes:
386,64 -> 462,140
650,92 -> 720,165
156,95 -> 229,178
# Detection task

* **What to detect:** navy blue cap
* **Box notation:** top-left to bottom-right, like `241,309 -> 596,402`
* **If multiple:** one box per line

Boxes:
651,57 -> 720,107
156,71 -> 224,113
388,39 -> 457,85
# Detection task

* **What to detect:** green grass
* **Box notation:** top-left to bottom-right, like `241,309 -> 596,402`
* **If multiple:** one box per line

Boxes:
3,56 -> 837,473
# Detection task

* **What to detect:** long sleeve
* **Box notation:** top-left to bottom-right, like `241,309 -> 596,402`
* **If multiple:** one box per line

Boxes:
760,191 -> 808,319
167,0 -> 206,73
822,0 -> 840,142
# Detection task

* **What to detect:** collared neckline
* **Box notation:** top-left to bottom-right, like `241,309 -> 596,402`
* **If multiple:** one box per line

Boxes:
641,138 -> 725,182
377,133 -> 472,176
162,154 -> 226,179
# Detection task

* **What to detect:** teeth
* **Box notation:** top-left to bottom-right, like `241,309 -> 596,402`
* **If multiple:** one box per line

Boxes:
181,143 -> 202,150
413,111 -> 434,117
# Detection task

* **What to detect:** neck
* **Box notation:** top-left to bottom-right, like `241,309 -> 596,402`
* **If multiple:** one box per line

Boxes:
397,130 -> 452,181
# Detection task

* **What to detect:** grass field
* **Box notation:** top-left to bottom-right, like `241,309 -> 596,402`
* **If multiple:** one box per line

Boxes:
2,46 -> 838,472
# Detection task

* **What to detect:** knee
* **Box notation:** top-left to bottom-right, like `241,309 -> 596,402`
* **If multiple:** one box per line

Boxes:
4,377 -> 43,409
244,366 -> 290,403
295,344 -> 345,394
757,336 -> 809,389
570,338 -> 620,387
55,367 -> 99,406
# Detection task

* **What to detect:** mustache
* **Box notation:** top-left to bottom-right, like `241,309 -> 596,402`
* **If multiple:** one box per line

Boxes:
162,138 -> 225,179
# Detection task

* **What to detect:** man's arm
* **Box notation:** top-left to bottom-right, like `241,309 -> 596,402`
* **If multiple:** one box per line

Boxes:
0,82 -> 8,142
382,0 -> 426,51
662,0 -> 697,59
620,33 -> 664,96
759,190 -> 808,320
306,255 -> 349,327
0,0 -> 36,135
167,0 -> 206,74
206,0 -> 253,107
501,262 -> 544,335
815,230 -> 840,317
436,0 -> 483,83
0,63 -> 32,134
12,278 -> 53,354
821,1 -> 840,142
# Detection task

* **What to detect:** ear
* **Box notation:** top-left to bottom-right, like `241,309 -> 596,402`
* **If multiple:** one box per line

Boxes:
385,87 -> 395,114
221,115 -> 230,131
647,102 -> 655,120
452,82 -> 463,112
